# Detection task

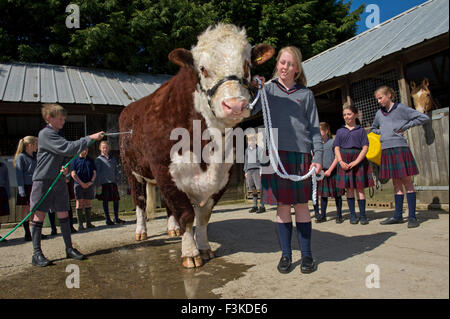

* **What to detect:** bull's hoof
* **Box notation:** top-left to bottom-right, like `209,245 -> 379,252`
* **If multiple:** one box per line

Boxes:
199,249 -> 215,261
168,230 -> 177,238
135,233 -> 147,241
182,255 -> 203,268
168,229 -> 181,238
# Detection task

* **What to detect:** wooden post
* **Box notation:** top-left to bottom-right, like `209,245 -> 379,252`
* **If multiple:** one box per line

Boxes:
397,58 -> 412,107
341,79 -> 353,107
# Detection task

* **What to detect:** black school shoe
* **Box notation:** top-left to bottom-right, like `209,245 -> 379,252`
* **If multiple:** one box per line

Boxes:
32,253 -> 52,267
315,216 -> 327,223
277,256 -> 292,274
257,206 -> 266,214
407,218 -> 420,228
248,207 -> 258,213
300,256 -> 316,274
66,248 -> 85,260
380,216 -> 404,225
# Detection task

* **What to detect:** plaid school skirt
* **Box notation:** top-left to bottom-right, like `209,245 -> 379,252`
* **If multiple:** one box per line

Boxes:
379,147 -> 418,179
0,187 -> 10,216
261,151 -> 312,205
16,184 -> 32,206
97,183 -> 120,202
318,170 -> 345,198
336,148 -> 374,190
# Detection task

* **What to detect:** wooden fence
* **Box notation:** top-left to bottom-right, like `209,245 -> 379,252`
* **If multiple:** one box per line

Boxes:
406,107 -> 449,205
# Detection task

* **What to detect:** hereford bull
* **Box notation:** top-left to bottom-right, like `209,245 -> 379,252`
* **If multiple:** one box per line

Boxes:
119,24 -> 274,268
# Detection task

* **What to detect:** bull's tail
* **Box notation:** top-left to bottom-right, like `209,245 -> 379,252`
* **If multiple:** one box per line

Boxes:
145,180 -> 157,221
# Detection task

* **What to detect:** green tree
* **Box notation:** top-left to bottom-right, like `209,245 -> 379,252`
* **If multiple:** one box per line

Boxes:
0,0 -> 363,76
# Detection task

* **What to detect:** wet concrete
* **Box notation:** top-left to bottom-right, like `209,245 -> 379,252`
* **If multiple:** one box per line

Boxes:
0,238 -> 252,299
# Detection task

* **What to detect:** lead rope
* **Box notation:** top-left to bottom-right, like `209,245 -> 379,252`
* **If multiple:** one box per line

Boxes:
248,78 -> 324,205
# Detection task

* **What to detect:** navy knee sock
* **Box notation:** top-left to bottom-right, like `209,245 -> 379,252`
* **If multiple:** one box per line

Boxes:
103,201 -> 111,221
276,222 -> 292,260
59,217 -> 73,250
335,196 -> 342,218
320,197 -> 328,218
313,203 -> 320,218
394,194 -> 404,219
296,222 -> 312,258
358,199 -> 366,219
113,201 -> 119,220
48,211 -> 57,233
347,197 -> 356,219
406,192 -> 416,219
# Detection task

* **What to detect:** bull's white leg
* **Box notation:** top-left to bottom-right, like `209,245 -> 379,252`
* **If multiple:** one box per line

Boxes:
135,205 -> 148,241
181,222 -> 202,268
167,215 -> 181,237
194,199 -> 215,260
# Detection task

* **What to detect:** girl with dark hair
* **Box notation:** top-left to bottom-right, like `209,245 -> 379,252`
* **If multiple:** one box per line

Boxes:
334,104 -> 374,225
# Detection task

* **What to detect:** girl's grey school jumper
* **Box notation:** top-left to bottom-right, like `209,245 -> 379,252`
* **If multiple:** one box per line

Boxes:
321,138 -> 335,169
16,152 -> 36,195
370,103 -> 430,150
95,155 -> 120,186
251,80 -> 323,164
32,126 -> 91,181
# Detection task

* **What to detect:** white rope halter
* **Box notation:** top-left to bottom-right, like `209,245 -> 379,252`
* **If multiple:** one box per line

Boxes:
248,78 -> 324,205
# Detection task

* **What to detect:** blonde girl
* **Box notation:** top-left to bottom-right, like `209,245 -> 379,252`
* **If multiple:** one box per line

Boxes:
14,136 -> 38,241
372,86 -> 429,228
252,46 -> 322,274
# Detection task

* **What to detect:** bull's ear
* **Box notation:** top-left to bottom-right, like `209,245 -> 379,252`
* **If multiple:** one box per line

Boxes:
168,48 -> 194,68
251,44 -> 275,66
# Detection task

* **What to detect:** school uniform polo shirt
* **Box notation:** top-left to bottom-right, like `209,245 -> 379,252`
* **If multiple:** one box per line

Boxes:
72,156 -> 96,184
333,125 -> 369,150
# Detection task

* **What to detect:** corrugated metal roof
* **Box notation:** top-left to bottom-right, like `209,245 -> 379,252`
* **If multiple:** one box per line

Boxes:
303,0 -> 449,88
0,62 -> 171,106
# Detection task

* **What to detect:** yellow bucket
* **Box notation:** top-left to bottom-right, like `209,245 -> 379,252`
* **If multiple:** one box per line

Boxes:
366,132 -> 381,166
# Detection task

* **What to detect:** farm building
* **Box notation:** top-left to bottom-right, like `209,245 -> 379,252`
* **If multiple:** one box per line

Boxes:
0,63 -> 170,223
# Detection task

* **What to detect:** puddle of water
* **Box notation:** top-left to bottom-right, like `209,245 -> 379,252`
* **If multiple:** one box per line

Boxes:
0,239 -> 252,299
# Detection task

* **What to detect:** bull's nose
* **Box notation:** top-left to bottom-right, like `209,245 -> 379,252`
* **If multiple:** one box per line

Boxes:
222,98 -> 247,115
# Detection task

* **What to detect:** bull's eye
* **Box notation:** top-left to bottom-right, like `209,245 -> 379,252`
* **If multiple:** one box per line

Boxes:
244,60 -> 249,78
200,66 -> 208,78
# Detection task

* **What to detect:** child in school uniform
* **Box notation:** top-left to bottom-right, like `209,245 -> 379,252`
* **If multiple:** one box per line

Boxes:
71,147 -> 97,231
0,157 -> 11,243
252,46 -> 323,274
334,104 -> 374,225
29,103 -> 104,267
244,133 -> 265,214
14,136 -> 38,241
313,122 -> 345,223
95,141 -> 124,225
371,86 -> 430,228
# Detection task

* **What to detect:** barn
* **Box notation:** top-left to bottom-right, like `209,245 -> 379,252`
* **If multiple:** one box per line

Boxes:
243,0 -> 449,207
0,62 -> 170,223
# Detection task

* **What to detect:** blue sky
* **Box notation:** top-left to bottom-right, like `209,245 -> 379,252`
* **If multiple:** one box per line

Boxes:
345,0 -> 430,34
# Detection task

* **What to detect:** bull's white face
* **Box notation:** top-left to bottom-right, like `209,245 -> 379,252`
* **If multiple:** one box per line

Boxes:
191,24 -> 252,128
